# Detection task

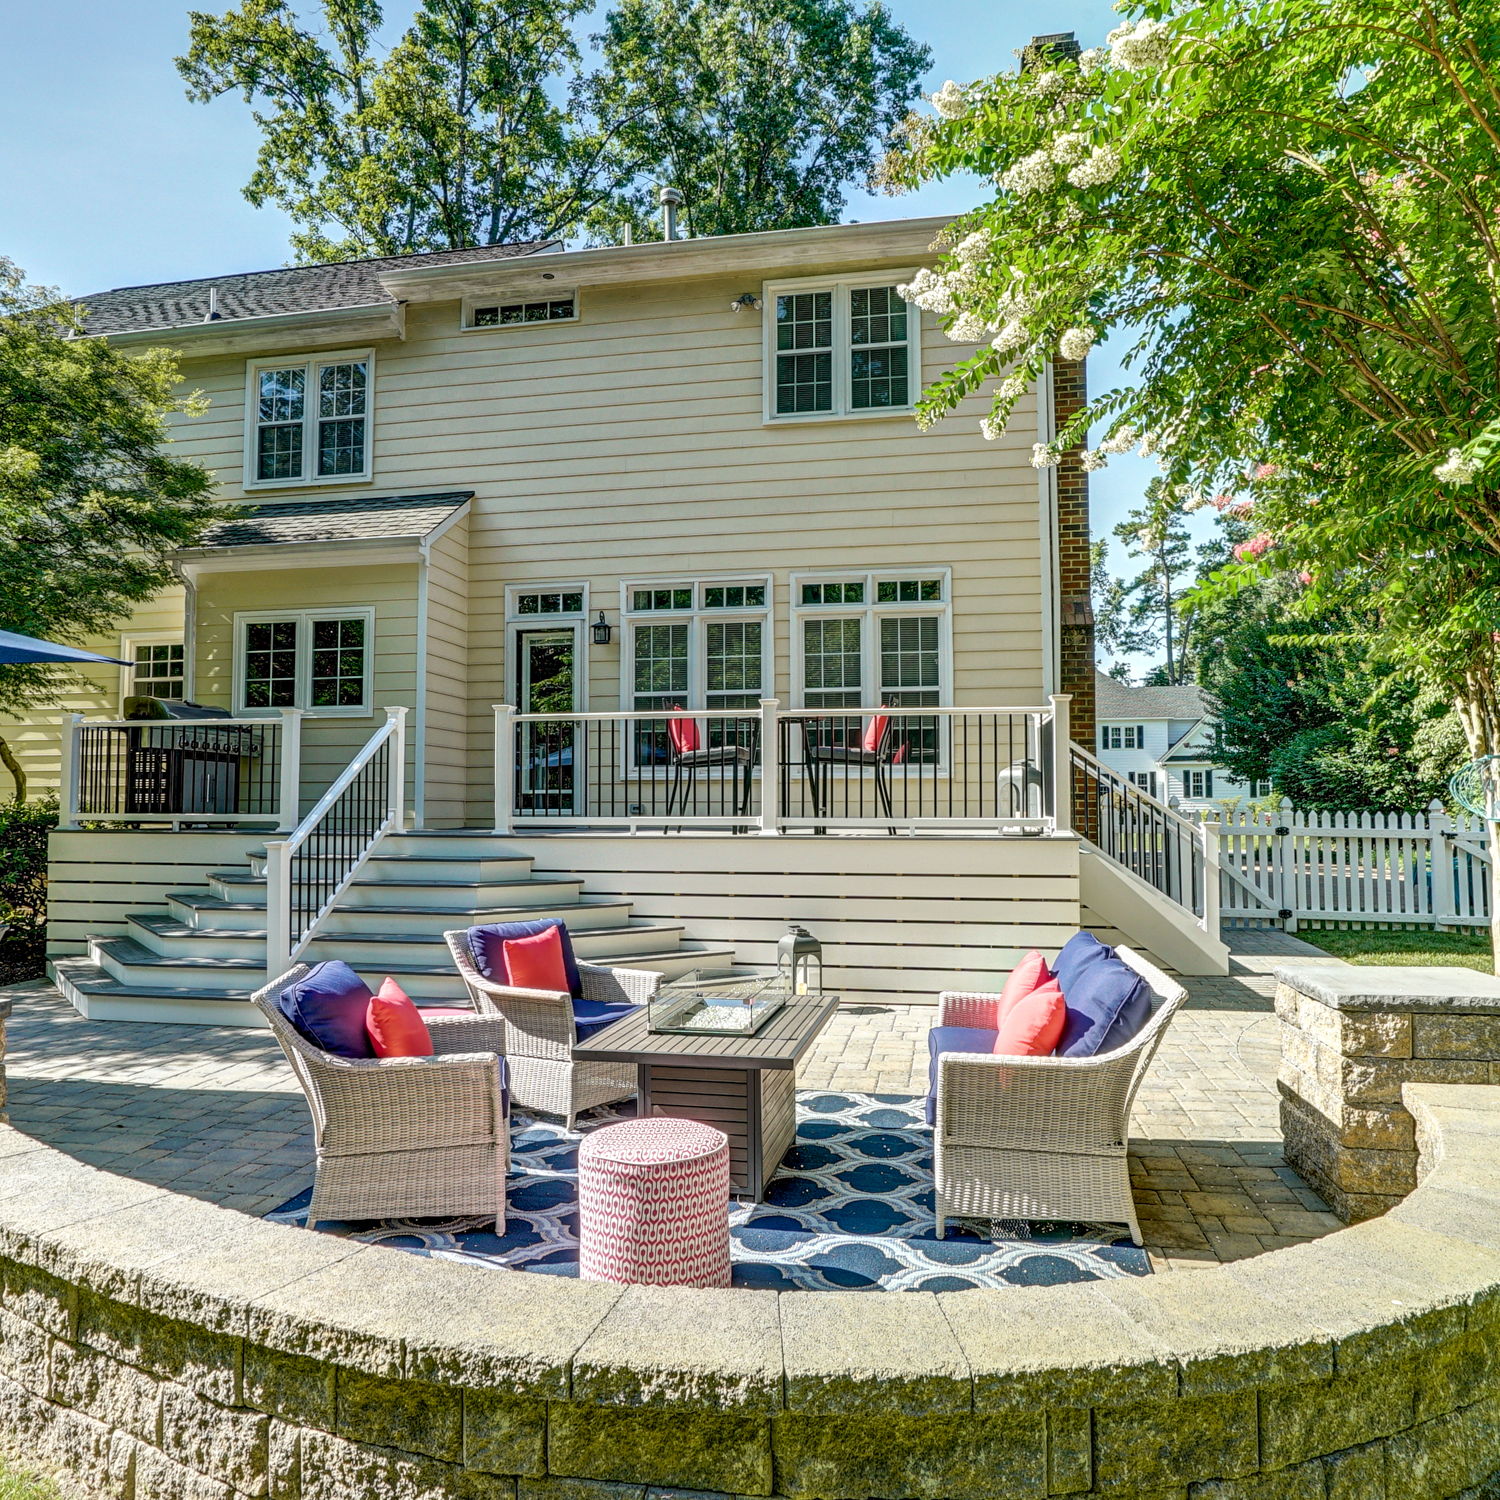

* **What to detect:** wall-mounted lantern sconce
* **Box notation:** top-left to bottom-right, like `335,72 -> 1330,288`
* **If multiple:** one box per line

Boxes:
591,611 -> 613,646
731,292 -> 763,313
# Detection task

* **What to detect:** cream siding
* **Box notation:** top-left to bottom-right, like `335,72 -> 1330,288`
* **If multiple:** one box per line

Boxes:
420,516 -> 469,828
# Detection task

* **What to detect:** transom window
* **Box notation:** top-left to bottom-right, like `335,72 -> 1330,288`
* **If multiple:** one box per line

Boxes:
633,587 -> 693,611
766,279 -> 919,421
515,590 -> 584,616
246,352 -> 373,488
130,643 -> 184,701
793,569 -> 949,711
470,296 -> 576,327
1100,725 -> 1147,750
704,584 -> 766,609
235,610 -> 373,716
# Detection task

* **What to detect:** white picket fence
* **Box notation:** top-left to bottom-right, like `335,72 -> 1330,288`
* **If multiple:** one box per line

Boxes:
1213,799 -> 1492,932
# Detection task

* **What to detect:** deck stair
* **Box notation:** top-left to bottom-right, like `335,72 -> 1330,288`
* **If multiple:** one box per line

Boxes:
51,830 -> 735,1027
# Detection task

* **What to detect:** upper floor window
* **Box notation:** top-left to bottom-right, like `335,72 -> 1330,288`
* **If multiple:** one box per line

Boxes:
1100,724 -> 1147,750
764,279 -> 920,422
245,352 -> 373,489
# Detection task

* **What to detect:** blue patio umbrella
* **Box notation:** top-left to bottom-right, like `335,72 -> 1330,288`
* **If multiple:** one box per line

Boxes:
0,629 -> 131,666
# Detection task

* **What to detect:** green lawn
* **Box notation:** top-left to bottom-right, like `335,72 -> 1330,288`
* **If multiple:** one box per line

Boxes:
1297,926 -> 1495,974
0,1453 -> 64,1500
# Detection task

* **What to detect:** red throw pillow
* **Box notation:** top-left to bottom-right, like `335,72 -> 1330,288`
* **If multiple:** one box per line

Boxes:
366,977 -> 434,1058
998,950 -> 1052,1022
667,708 -> 700,754
993,980 -> 1066,1056
503,924 -> 570,993
862,714 -> 889,754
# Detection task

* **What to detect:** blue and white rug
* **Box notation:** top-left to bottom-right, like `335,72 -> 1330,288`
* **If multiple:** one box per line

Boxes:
268,1091 -> 1149,1291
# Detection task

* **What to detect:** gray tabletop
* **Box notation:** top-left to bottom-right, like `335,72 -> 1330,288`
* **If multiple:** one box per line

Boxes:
571,995 -> 840,1071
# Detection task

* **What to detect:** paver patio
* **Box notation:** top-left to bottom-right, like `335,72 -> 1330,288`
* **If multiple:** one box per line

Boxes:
1,928 -> 1347,1274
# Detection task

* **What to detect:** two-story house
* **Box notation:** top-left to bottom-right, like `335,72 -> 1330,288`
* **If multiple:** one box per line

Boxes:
33,208 -> 1229,1023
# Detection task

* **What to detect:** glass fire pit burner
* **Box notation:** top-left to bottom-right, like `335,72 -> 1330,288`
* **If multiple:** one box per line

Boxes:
648,967 -> 788,1036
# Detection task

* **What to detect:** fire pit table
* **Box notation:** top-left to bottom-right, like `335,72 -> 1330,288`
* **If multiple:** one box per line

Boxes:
571,989 -> 840,1200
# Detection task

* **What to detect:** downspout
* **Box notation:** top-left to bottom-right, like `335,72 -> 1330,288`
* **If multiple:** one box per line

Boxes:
172,561 -> 198,701
414,539 -> 430,829
1036,359 -> 1060,698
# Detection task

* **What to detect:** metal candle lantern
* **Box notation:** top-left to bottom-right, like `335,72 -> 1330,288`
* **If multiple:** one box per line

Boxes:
777,923 -> 822,997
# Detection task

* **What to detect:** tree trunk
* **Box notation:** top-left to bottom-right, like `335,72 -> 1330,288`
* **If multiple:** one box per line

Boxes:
0,733 -> 25,804
1453,661 -> 1500,968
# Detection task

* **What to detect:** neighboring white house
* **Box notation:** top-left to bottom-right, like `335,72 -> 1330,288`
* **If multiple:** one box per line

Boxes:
1093,671 -> 1269,810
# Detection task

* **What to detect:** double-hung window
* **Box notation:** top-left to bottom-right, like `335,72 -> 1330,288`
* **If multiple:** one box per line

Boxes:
1187,769 -> 1214,799
1100,725 -> 1147,751
764,279 -> 919,421
234,609 -> 373,716
623,580 -> 770,763
245,352 -> 373,488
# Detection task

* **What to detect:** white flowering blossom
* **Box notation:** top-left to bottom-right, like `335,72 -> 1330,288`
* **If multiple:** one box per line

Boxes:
1434,447 -> 1482,485
1138,430 -> 1160,457
1033,69 -> 1064,94
1058,326 -> 1096,361
998,375 -> 1028,401
1081,449 -> 1109,472
1138,525 -> 1165,550
992,320 -> 1030,354
1031,442 -> 1060,469
930,80 -> 968,119
1000,149 -> 1056,197
954,229 -> 992,263
1067,146 -> 1122,189
1181,492 -> 1211,512
1050,132 -> 1089,165
1098,425 -> 1137,455
945,311 -> 989,343
897,267 -> 954,315
1057,202 -> 1084,229
1108,18 -> 1172,71
1079,46 -> 1107,74
980,414 -> 1003,441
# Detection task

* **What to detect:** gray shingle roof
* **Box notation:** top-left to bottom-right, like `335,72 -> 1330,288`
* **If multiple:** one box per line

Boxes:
1094,669 -> 1208,721
77,243 -> 553,336
193,492 -> 472,551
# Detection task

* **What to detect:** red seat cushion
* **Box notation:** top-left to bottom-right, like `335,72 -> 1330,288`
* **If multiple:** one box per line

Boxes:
998,950 -> 1052,1022
862,714 -> 889,754
503,924 -> 571,993
366,977 -> 434,1058
668,708 -> 700,754
993,980 -> 1066,1056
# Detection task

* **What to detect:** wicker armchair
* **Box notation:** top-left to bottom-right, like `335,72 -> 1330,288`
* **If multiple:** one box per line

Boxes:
252,966 -> 510,1232
931,945 -> 1185,1244
444,929 -> 660,1127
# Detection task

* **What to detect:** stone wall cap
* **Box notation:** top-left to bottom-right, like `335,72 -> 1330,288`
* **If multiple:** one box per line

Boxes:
1275,963 -> 1500,1011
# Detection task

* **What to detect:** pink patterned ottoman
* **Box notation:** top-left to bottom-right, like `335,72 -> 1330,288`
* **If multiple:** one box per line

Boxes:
576,1118 -> 732,1287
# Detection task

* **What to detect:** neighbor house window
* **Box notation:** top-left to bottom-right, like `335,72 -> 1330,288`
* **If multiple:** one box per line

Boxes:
130,642 -> 185,701
1100,725 -> 1147,750
245,353 -> 373,488
467,294 -> 576,328
1187,769 -> 1214,799
793,571 -> 949,711
766,279 -> 919,420
623,579 -> 771,722
1129,771 -> 1158,797
235,609 -> 373,715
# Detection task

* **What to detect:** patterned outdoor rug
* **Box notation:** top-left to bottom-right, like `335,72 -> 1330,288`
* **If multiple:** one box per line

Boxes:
268,1090 -> 1150,1291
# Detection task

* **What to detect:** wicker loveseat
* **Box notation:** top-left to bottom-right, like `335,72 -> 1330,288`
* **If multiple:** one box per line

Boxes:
253,966 -> 511,1232
444,928 -> 660,1127
929,945 -> 1185,1244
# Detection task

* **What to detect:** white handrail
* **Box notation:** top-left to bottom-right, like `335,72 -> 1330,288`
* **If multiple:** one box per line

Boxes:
265,707 -> 406,981
509,704 -> 1056,722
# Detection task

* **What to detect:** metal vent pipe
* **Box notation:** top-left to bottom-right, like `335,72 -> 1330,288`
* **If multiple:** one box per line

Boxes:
659,186 -> 682,241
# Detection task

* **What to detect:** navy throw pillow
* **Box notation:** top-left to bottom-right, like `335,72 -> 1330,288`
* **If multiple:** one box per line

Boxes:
277,961 -> 375,1058
1051,930 -> 1114,994
1057,955 -> 1152,1059
469,919 -> 582,997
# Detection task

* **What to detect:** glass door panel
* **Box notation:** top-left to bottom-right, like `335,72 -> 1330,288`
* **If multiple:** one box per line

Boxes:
518,631 -> 576,813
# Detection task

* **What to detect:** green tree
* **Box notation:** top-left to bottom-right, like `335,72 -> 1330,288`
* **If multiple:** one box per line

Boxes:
1110,477 -> 1199,685
881,0 -> 1500,765
178,0 -> 631,261
0,261 -> 216,800
1090,538 -> 1151,677
591,0 -> 930,240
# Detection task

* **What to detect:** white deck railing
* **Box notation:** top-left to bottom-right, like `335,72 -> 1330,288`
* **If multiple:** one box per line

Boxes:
492,696 -> 1071,834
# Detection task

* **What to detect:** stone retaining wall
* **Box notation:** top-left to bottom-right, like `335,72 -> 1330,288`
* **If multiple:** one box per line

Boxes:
1275,965 -> 1500,1222
1,1085 -> 1500,1499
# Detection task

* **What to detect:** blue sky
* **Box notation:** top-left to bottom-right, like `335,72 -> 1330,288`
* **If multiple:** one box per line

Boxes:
0,0 -> 1199,666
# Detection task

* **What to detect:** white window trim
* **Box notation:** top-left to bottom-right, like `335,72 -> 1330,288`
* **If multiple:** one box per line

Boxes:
789,568 -> 951,710
231,607 -> 376,718
242,349 -> 376,491
761,272 -> 922,425
507,583 -> 591,712
619,574 -> 774,716
461,288 -> 581,332
118,631 -> 186,708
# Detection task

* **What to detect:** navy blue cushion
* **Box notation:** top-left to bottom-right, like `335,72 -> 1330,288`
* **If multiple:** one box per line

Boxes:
572,999 -> 643,1043
469,919 -> 582,997
277,961 -> 375,1058
924,1025 -> 999,1126
1057,955 -> 1152,1058
1051,930 -> 1115,994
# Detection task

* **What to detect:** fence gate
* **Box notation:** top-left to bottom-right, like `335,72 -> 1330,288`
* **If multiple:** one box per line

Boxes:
1214,800 -> 1492,932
